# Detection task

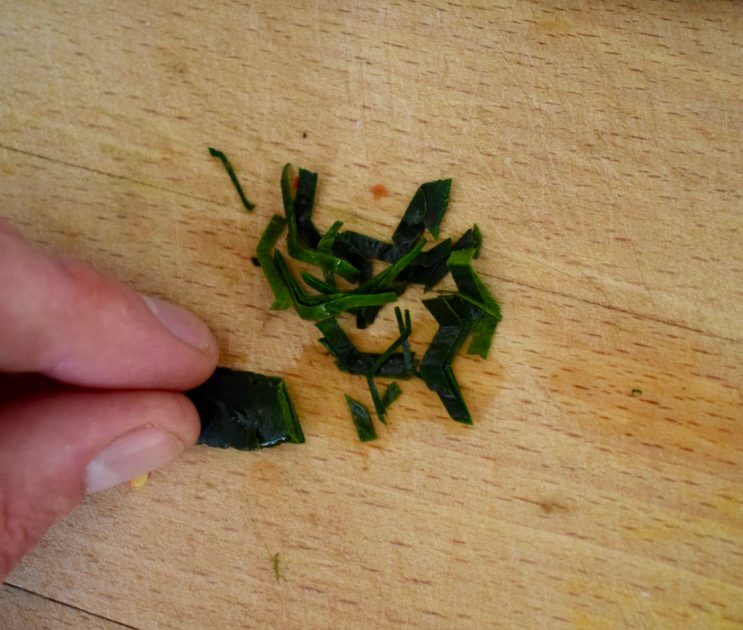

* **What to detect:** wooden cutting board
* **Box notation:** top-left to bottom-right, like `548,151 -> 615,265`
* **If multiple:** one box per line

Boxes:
1,1 -> 741,628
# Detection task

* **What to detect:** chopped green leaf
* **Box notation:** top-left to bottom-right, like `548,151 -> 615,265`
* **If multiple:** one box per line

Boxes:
274,251 -> 396,320
256,215 -> 292,310
419,295 -> 484,424
382,381 -> 402,409
293,167 -> 322,247
337,230 -> 396,262
208,147 -> 255,211
280,164 -> 359,282
447,247 -> 501,358
467,316 -> 498,359
317,220 -> 345,287
366,374 -> 387,424
345,394 -> 377,441
454,224 -> 482,259
330,235 -> 373,284
365,307 -> 413,422
316,317 -> 415,377
392,178 -> 451,248
353,238 -> 426,328
395,307 -> 414,374
317,220 -> 345,255
396,238 -> 452,289
300,271 -> 337,295
189,367 -> 304,450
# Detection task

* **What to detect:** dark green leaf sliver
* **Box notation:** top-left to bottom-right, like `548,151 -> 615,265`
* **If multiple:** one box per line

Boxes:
208,147 -> 255,211
300,271 -> 337,295
317,220 -> 345,254
396,307 -> 414,374
294,167 -> 321,248
352,238 -> 426,328
256,215 -> 292,310
419,295 -> 485,424
392,178 -> 451,250
365,307 -> 413,422
421,178 -> 452,238
366,375 -> 386,423
382,381 -> 402,409
447,247 -> 501,358
274,251 -> 396,320
467,315 -> 498,359
454,224 -> 482,258
188,367 -> 304,450
280,164 -> 359,282
339,230 -> 396,262
448,249 -> 501,318
344,394 -> 377,442
316,317 -> 415,377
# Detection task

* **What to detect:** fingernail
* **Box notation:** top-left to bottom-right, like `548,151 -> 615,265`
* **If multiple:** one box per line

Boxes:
86,427 -> 184,494
142,295 -> 213,351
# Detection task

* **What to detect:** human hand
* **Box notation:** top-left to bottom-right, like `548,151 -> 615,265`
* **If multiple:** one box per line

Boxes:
0,218 -> 219,578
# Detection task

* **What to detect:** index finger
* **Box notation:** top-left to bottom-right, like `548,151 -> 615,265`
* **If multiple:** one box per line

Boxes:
0,220 -> 219,390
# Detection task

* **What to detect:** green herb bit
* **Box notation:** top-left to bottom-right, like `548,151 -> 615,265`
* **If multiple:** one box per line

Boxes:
366,375 -> 387,424
631,388 -> 643,396
395,306 -> 414,374
255,215 -> 292,310
208,147 -> 255,211
316,317 -> 415,377
356,238 -> 426,294
447,247 -> 501,358
352,238 -> 426,328
467,316 -> 498,359
419,295 -> 483,424
293,167 -> 322,247
365,307 -> 413,422
317,220 -> 345,254
274,251 -> 396,320
397,238 -> 452,289
317,220 -> 345,287
188,367 -> 304,450
382,381 -> 402,409
300,271 -> 337,295
392,178 -> 452,249
456,224 -> 482,259
368,307 -> 413,375
447,248 -> 501,319
273,553 -> 281,581
345,394 -> 377,442
338,230 -> 396,262
280,164 -> 359,282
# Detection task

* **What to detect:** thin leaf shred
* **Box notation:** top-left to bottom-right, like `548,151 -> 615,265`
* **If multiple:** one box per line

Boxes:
345,394 -> 377,441
382,382 -> 402,409
256,215 -> 292,310
208,147 -> 255,211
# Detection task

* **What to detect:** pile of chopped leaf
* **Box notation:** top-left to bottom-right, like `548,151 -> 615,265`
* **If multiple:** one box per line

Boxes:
188,151 -> 501,449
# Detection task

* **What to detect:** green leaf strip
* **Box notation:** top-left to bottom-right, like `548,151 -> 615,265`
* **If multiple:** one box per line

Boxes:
208,147 -> 255,211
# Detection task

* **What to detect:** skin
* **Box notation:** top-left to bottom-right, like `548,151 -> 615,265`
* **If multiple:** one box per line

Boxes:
0,218 -> 219,579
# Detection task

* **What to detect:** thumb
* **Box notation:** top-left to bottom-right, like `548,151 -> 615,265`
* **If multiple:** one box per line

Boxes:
0,388 -> 200,579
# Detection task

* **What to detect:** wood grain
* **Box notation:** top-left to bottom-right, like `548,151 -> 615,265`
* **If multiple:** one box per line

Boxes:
1,1 -> 741,628
0,584 -> 130,629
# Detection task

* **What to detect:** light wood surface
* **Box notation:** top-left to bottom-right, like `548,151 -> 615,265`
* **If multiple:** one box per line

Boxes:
0,583 -> 129,630
1,1 -> 741,628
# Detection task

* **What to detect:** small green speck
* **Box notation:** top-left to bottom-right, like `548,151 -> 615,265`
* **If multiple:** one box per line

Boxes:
273,552 -> 281,581
631,388 -> 642,396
